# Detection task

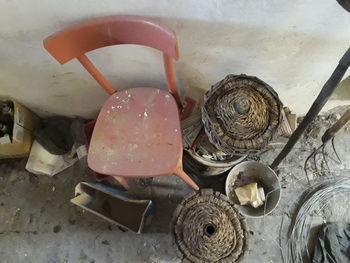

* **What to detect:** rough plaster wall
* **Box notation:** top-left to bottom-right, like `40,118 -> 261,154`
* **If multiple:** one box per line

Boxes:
0,0 -> 349,118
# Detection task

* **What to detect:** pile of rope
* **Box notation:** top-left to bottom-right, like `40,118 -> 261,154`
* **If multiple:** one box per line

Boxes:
202,74 -> 282,156
282,177 -> 350,262
173,189 -> 248,263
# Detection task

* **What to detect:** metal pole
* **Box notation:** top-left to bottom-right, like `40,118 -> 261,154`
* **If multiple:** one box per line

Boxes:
270,47 -> 350,169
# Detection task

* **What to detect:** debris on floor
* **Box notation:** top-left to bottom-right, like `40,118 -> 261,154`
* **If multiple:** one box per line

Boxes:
0,70 -> 348,263
0,105 -> 349,262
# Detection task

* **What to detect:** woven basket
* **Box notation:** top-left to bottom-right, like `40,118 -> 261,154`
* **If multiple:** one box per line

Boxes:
202,74 -> 282,156
173,189 -> 249,263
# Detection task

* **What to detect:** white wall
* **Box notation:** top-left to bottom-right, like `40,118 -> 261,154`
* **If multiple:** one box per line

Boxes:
0,0 -> 349,118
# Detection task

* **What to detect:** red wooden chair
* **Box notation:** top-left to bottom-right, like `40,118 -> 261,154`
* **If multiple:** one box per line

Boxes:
44,15 -> 199,190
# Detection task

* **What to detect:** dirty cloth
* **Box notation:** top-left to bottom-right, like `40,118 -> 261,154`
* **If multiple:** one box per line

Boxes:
234,182 -> 265,208
34,117 -> 85,155
313,223 -> 350,263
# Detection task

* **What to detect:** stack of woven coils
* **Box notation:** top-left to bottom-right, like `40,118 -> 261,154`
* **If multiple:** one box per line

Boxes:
202,74 -> 282,156
183,134 -> 247,177
173,189 -> 249,263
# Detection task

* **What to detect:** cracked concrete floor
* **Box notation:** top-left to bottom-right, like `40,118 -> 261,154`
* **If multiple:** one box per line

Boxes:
0,106 -> 349,263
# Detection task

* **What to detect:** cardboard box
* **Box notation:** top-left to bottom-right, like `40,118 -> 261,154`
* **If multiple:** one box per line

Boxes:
0,99 -> 40,158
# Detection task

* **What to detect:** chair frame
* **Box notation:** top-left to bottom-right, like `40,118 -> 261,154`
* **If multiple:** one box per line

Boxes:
44,15 -> 181,105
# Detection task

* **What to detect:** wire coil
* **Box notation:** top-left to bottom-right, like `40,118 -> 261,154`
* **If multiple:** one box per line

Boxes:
283,177 -> 350,262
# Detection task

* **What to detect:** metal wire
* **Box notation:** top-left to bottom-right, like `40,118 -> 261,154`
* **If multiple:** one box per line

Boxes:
303,139 -> 343,184
281,177 -> 350,263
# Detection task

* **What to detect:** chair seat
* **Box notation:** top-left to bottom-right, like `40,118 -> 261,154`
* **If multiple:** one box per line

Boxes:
88,87 -> 182,177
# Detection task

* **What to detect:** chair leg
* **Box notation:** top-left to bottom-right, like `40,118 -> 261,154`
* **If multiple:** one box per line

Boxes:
176,170 -> 199,190
113,176 -> 129,190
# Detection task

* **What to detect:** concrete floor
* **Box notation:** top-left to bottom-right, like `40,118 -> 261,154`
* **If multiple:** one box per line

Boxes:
0,106 -> 349,263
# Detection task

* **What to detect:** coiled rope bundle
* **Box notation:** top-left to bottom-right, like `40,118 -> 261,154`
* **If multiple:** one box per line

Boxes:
173,189 -> 249,263
202,74 -> 282,156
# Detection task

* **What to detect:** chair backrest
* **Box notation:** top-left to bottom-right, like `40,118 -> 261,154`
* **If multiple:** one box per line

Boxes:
44,15 -> 181,104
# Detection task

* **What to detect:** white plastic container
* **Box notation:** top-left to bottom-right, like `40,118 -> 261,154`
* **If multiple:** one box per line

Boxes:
25,140 -> 78,176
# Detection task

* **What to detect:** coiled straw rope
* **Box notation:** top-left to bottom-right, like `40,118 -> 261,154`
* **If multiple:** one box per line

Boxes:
173,189 -> 249,263
202,74 -> 282,156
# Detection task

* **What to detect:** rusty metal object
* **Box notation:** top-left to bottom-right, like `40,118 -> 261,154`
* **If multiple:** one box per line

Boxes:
304,108 -> 350,182
173,189 -> 249,263
202,74 -> 282,156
